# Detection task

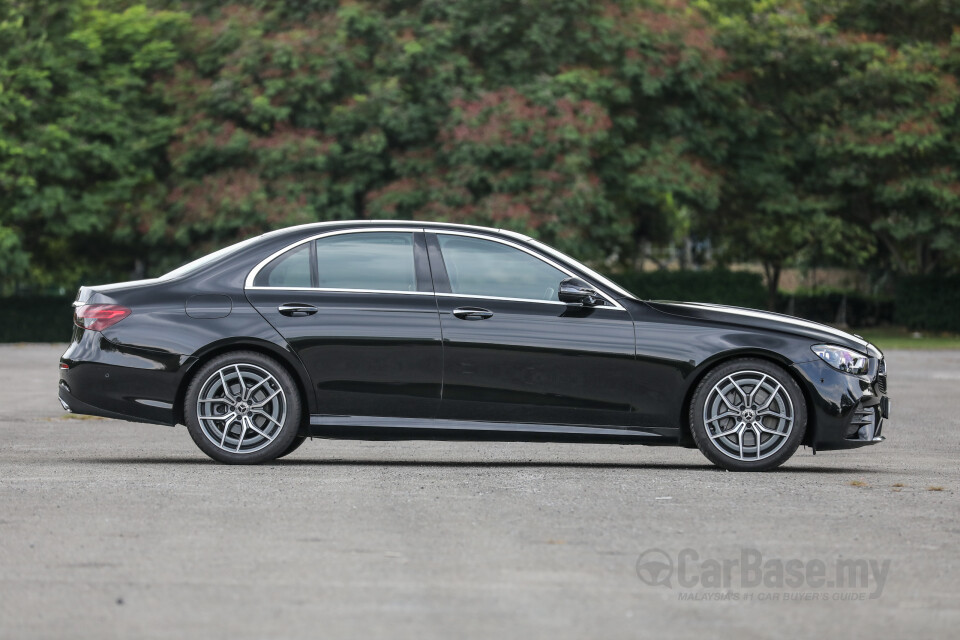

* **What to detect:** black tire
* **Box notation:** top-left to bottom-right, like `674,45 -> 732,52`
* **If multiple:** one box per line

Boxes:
689,358 -> 807,471
185,351 -> 302,464
276,436 -> 307,459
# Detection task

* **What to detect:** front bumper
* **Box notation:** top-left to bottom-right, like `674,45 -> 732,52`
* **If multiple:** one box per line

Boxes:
791,356 -> 890,451
59,327 -> 195,426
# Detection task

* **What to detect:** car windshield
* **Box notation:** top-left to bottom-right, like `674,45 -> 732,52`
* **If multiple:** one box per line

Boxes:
159,235 -> 264,281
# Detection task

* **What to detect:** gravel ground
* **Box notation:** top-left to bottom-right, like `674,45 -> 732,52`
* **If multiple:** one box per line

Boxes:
0,344 -> 957,639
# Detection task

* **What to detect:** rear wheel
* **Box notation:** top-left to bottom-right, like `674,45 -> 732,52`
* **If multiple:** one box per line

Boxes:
185,351 -> 301,464
689,358 -> 806,471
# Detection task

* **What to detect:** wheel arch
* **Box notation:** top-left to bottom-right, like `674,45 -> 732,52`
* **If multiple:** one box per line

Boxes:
677,348 -> 815,448
174,338 -> 315,432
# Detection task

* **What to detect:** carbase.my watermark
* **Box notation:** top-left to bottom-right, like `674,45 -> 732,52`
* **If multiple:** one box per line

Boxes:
636,547 -> 890,600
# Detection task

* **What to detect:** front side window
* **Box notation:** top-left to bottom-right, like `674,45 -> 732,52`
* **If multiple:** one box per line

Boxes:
437,234 -> 568,301
315,232 -> 417,292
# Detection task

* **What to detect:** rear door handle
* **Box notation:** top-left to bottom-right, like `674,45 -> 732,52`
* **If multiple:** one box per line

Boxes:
452,307 -> 493,321
278,303 -> 319,317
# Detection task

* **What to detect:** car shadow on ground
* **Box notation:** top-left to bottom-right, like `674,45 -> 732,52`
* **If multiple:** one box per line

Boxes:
70,457 -> 879,474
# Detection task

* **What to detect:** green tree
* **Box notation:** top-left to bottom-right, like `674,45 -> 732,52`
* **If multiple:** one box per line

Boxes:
4,0 -> 959,295
816,4 -> 960,276
158,0 -> 731,266
699,0 -> 960,303
0,0 -> 188,292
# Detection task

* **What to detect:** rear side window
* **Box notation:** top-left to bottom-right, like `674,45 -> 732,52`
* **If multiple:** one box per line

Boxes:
254,245 -> 311,288
252,231 -> 418,292
315,232 -> 416,292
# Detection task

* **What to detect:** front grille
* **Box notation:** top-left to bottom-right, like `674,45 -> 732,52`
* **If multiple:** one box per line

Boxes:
876,359 -> 887,394
847,404 -> 877,439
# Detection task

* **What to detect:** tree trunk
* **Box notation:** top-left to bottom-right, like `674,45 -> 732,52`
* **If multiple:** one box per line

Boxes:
835,294 -> 848,328
762,260 -> 781,312
878,232 -> 909,274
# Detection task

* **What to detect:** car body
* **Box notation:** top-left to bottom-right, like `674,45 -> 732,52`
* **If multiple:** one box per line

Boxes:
59,221 -> 890,470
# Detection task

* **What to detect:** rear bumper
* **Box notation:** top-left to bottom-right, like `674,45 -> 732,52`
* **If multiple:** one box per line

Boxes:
791,358 -> 890,451
58,381 -> 171,426
59,327 -> 195,426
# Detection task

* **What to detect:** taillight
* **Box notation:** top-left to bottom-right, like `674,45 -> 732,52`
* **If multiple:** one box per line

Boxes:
73,304 -> 131,331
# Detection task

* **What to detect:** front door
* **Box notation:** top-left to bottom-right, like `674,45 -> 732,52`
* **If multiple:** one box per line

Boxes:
245,229 -> 442,419
427,231 -> 639,427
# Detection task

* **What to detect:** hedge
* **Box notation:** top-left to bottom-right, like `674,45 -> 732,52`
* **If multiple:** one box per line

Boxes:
0,273 -> 952,343
894,276 -> 960,332
776,291 -> 894,327
606,269 -> 767,310
607,271 -> 897,326
0,274 -> 767,344
0,297 -> 75,343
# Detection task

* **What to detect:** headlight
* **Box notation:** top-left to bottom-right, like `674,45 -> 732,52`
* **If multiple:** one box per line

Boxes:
811,344 -> 869,375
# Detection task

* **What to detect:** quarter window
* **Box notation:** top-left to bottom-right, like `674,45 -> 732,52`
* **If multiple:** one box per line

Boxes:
437,234 -> 568,301
254,244 -> 311,288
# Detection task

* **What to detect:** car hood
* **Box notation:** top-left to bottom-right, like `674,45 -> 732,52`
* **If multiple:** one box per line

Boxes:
644,300 -> 879,357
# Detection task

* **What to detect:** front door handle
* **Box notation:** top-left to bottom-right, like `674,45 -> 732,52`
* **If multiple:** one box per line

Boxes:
452,307 -> 493,321
278,303 -> 319,317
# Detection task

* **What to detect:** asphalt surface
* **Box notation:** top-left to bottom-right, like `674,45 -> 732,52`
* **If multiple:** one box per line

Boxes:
0,344 -> 957,639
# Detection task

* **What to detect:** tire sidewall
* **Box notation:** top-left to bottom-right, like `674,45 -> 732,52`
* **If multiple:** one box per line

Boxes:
276,436 -> 307,459
689,358 -> 807,471
185,351 -> 302,464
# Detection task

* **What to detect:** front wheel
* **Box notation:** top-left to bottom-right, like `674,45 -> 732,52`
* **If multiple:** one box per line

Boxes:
185,351 -> 302,464
689,358 -> 807,471
276,436 -> 307,459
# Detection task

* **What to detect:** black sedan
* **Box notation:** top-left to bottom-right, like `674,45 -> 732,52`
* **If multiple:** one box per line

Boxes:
59,221 -> 890,471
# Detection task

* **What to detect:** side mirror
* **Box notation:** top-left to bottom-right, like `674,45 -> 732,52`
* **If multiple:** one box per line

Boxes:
558,277 -> 602,306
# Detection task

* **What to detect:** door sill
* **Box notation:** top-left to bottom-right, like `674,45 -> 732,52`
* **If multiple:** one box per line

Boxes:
308,415 -> 677,444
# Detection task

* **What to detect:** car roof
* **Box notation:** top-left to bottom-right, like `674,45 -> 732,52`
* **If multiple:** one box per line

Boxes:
262,219 -> 531,241
157,219 -> 638,303
162,220 -> 526,284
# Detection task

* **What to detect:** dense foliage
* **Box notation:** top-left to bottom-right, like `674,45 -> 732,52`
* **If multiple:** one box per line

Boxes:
0,1 -> 187,288
1,0 -> 959,300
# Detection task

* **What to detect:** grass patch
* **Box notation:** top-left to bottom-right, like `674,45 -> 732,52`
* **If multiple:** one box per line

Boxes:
852,327 -> 960,350
892,483 -> 905,488
927,486 -> 945,492
849,480 -> 869,487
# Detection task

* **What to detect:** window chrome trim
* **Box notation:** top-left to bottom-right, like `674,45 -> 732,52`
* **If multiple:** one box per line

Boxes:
244,227 -> 423,292
245,286 -> 434,296
427,230 -> 625,311
244,225 -> 626,310
435,292 -> 622,308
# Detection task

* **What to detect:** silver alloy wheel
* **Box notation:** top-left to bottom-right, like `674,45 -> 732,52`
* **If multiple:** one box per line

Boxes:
702,370 -> 794,461
196,363 -> 287,455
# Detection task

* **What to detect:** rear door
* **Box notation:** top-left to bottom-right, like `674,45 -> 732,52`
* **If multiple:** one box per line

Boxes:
427,231 -> 640,427
245,229 -> 442,419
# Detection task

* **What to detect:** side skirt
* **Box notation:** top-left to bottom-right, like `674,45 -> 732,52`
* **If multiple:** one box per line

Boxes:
308,415 -> 679,445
